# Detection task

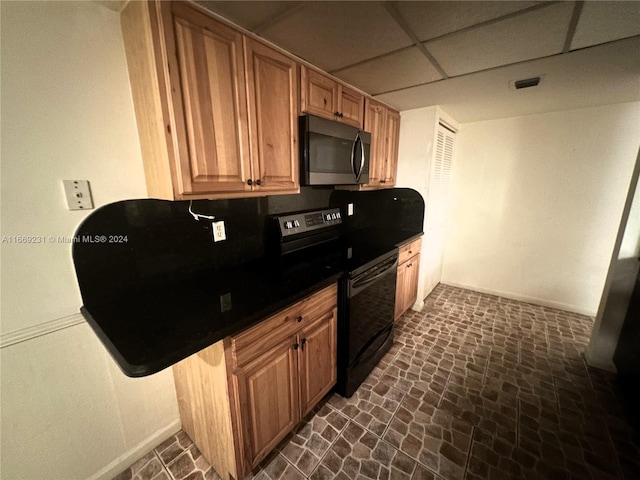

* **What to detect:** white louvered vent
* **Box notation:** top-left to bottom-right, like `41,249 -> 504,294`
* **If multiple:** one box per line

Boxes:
423,121 -> 457,297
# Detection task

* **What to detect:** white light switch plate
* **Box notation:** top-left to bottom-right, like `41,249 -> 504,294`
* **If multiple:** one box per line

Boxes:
63,180 -> 94,210
347,203 -> 354,216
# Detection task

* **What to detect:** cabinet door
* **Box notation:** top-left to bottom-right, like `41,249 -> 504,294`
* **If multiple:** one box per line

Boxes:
338,85 -> 365,129
299,309 -> 337,416
168,3 -> 252,195
235,337 -> 300,469
245,38 -> 299,193
394,260 -> 408,320
384,109 -> 400,187
301,66 -> 338,120
364,98 -> 387,187
395,255 -> 421,319
405,255 -> 420,312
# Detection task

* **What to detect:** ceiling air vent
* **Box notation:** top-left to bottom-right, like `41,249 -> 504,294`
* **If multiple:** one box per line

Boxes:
513,77 -> 541,90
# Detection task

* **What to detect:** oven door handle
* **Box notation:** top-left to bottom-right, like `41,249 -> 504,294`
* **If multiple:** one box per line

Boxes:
349,258 -> 398,297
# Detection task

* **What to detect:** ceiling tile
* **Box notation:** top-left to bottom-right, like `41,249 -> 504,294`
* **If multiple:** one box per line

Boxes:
335,47 -> 443,95
571,1 -> 640,50
426,2 -> 574,77
259,1 -> 413,72
395,0 -> 542,42
199,1 -> 299,31
375,37 -> 640,122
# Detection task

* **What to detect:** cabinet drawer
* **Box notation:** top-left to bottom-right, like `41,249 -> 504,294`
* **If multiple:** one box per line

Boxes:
399,238 -> 422,265
232,283 -> 337,366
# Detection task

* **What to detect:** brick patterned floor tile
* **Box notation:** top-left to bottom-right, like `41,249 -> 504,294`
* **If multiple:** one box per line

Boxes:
440,374 -> 518,443
113,284 -> 640,480
379,348 -> 450,406
278,403 -> 350,476
167,445 -> 211,480
327,380 -> 404,437
156,431 -> 194,466
383,396 -> 472,480
309,421 -> 417,480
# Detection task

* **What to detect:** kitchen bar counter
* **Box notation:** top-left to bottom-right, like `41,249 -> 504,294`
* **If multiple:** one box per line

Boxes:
82,252 -> 343,377
73,189 -> 425,378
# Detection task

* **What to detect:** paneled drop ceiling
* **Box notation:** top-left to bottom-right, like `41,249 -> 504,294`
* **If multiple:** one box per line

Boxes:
199,1 -> 640,122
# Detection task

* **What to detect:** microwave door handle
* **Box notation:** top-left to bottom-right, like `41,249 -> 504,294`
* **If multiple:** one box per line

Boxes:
358,133 -> 365,181
353,133 -> 364,182
350,134 -> 358,179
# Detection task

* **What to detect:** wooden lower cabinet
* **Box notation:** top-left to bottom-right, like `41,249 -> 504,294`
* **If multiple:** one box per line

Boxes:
395,238 -> 422,320
172,284 -> 337,480
234,337 -> 299,468
299,310 -> 337,416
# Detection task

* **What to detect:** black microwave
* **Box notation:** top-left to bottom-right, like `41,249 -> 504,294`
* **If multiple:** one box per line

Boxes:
300,114 -> 371,185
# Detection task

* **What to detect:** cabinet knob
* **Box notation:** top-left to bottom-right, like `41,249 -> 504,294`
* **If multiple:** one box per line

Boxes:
339,113 -> 344,118
247,179 -> 253,186
256,179 -> 262,186
293,342 -> 299,350
408,251 -> 412,255
296,315 -> 303,323
334,111 -> 340,117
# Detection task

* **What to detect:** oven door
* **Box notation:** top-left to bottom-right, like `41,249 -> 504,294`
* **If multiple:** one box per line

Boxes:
346,255 -> 398,367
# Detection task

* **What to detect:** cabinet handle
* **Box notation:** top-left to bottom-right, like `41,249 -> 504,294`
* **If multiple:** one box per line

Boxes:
301,338 -> 306,351
293,342 -> 299,350
247,179 -> 253,186
296,315 -> 303,323
334,111 -> 340,117
256,179 -> 262,186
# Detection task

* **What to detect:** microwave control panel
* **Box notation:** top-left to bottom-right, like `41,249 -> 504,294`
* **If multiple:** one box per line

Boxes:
277,208 -> 342,237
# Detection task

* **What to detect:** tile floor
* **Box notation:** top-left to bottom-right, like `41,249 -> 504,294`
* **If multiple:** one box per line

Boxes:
113,284 -> 640,480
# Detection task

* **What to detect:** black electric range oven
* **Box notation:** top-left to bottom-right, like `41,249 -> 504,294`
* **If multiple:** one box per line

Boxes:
272,208 -> 398,398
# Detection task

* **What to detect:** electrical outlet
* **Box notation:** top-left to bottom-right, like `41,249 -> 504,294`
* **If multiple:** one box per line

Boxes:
347,203 -> 354,216
212,220 -> 226,242
220,292 -> 232,312
63,180 -> 94,210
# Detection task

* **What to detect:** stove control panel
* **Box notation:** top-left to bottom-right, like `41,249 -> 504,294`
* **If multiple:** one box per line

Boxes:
277,208 -> 342,237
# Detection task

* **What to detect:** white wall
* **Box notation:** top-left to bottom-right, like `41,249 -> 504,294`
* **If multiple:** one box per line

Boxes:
442,102 -> 640,316
396,106 -> 437,306
1,2 -> 179,479
396,106 -> 459,306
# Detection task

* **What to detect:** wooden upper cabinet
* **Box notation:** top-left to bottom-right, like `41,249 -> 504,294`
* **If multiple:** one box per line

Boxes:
244,38 -> 299,193
301,66 -> 364,129
168,3 -> 252,195
301,67 -> 338,119
362,98 -> 399,189
120,1 -> 298,199
384,109 -> 401,187
364,98 -> 387,186
339,86 -> 366,128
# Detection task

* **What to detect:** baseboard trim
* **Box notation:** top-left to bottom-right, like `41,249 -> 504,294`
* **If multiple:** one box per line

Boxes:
88,420 -> 182,480
0,313 -> 85,349
441,281 -> 597,317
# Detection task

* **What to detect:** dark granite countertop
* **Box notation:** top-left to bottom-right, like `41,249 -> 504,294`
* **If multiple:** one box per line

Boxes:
80,229 -> 423,378
74,191 -> 426,378
81,252 -> 343,377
